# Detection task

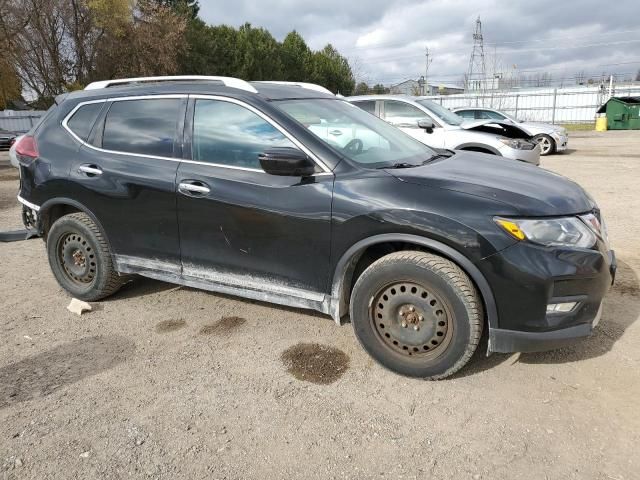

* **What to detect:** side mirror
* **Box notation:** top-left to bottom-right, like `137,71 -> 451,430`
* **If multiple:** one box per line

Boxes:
418,118 -> 434,133
258,147 -> 316,177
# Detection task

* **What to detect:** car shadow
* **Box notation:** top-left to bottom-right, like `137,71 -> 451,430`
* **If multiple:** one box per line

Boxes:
0,335 -> 135,409
109,276 -> 178,300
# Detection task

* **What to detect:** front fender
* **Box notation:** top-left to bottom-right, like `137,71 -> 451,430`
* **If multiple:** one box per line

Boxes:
328,233 -> 499,332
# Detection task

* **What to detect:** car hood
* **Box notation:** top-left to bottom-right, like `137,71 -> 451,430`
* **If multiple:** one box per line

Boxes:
459,119 -> 532,139
387,150 -> 595,216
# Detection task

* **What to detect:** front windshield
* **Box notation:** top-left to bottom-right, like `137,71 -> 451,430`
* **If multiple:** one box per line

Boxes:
415,99 -> 464,126
274,99 -> 436,168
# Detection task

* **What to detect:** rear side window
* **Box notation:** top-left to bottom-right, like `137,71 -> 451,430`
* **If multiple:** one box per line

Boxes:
192,99 -> 295,169
102,98 -> 181,157
66,103 -> 103,142
353,100 -> 376,115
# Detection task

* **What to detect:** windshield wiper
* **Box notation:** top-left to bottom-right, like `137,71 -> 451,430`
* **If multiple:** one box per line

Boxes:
377,162 -> 421,169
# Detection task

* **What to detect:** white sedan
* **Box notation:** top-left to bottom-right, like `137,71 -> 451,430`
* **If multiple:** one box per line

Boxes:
453,107 -> 568,156
9,134 -> 23,168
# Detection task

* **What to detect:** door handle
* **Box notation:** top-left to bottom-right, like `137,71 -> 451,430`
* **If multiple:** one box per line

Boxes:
78,164 -> 103,176
329,130 -> 343,136
178,181 -> 211,196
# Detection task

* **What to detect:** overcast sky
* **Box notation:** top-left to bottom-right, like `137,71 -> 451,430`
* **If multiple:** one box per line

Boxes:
199,0 -> 640,87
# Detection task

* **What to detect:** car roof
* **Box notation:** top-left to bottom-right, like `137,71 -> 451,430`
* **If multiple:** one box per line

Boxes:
62,80 -> 337,104
348,94 -> 415,102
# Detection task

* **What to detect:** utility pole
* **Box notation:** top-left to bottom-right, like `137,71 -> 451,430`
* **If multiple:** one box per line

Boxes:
466,16 -> 486,94
424,46 -> 433,95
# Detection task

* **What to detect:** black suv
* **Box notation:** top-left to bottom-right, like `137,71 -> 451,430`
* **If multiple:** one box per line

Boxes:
14,76 -> 615,379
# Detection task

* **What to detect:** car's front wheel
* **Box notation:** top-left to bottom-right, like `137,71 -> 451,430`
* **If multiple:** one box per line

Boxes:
47,212 -> 124,301
350,251 -> 483,379
533,134 -> 555,156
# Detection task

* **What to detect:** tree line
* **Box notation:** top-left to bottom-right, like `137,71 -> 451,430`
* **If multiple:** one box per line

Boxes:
0,0 -> 355,109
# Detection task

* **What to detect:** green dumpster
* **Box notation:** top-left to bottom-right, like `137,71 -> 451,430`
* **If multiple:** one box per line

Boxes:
596,97 -> 640,130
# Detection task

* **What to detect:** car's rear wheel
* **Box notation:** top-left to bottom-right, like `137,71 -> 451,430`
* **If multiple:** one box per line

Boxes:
350,251 -> 483,379
534,134 -> 555,156
47,212 -> 124,301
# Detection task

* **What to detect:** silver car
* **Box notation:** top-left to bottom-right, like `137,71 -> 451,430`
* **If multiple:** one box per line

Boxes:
348,95 -> 540,165
453,107 -> 568,156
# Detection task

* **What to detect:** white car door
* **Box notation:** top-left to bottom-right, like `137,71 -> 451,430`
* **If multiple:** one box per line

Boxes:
381,100 -> 447,149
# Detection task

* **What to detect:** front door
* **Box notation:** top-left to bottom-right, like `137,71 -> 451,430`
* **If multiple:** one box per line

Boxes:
382,100 -> 447,149
176,97 -> 334,297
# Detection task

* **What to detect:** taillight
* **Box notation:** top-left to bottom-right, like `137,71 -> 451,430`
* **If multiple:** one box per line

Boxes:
15,135 -> 39,160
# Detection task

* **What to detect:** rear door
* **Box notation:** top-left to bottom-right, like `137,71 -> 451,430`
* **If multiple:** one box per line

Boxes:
176,96 -> 334,295
66,95 -> 185,269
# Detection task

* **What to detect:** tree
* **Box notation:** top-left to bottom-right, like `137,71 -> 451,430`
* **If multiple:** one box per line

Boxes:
180,19 -> 239,75
280,31 -> 312,82
235,23 -> 283,81
371,83 -> 389,94
0,0 -> 186,105
354,82 -> 370,95
151,0 -> 199,18
0,57 -> 21,109
310,44 -> 355,95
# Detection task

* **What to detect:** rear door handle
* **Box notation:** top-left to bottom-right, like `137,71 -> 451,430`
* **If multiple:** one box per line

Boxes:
178,180 -> 211,196
78,164 -> 103,176
329,130 -> 343,136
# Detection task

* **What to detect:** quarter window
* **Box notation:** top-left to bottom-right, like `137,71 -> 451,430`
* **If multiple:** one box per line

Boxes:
67,102 -> 104,142
192,99 -> 296,170
102,98 -> 181,157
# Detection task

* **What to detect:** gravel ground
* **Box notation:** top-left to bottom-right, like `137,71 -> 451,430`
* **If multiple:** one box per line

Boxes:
0,132 -> 639,480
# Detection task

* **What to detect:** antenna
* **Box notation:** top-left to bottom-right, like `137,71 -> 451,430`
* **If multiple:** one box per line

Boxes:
424,46 -> 433,95
466,16 -> 486,93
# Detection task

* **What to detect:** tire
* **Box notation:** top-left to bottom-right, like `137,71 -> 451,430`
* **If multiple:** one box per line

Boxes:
350,251 -> 483,379
533,134 -> 555,156
47,212 -> 124,301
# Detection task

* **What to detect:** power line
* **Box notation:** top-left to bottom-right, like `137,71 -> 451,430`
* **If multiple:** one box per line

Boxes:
342,28 -> 640,54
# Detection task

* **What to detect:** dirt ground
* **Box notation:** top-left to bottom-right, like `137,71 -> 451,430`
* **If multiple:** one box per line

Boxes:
0,131 -> 639,480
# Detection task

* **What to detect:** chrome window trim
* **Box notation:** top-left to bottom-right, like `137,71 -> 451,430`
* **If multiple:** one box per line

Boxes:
190,94 -> 332,174
61,94 -> 334,176
17,195 -> 40,212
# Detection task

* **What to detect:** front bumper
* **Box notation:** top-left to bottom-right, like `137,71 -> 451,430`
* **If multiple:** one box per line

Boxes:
479,240 -> 615,353
553,132 -> 569,152
499,143 -> 541,165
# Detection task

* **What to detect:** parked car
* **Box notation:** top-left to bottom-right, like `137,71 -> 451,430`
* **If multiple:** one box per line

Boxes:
0,128 -> 18,151
452,107 -> 568,156
14,76 -> 614,379
9,134 -> 24,168
348,95 -> 541,165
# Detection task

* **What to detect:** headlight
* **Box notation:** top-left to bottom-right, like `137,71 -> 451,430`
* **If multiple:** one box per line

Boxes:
498,138 -> 536,150
495,216 -> 597,248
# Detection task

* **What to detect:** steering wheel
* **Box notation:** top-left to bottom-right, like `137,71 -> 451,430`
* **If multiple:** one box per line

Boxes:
343,138 -> 364,155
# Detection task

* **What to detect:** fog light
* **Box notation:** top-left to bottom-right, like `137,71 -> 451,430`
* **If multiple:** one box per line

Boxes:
546,302 -> 578,314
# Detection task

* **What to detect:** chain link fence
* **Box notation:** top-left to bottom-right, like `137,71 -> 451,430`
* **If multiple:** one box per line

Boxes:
424,83 -> 640,125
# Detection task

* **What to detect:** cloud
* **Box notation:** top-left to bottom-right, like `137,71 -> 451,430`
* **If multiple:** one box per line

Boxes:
198,0 -> 640,86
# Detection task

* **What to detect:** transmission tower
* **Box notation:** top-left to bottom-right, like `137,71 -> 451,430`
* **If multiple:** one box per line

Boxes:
466,16 -> 486,92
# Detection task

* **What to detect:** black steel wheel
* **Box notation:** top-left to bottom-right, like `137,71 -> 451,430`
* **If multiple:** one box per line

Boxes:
47,212 -> 124,301
350,251 -> 483,379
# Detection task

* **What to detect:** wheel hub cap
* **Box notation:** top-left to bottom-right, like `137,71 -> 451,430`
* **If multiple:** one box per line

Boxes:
59,233 -> 96,284
371,282 -> 452,358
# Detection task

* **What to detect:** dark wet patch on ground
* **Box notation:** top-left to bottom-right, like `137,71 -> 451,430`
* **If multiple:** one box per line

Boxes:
0,335 -> 134,409
281,343 -> 350,385
199,316 -> 246,335
155,319 -> 187,333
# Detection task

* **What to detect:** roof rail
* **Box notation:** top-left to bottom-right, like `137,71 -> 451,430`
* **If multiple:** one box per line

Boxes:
253,81 -> 333,95
84,76 -> 258,93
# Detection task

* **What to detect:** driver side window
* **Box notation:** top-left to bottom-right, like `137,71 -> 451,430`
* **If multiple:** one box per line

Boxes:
383,101 -> 429,128
479,110 -> 505,120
